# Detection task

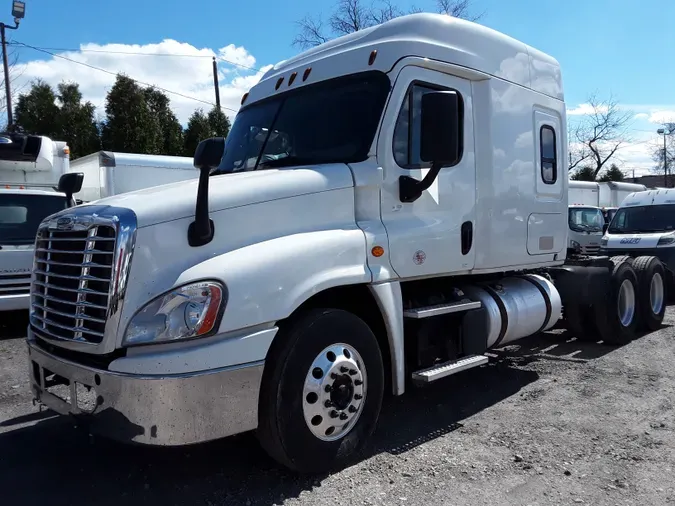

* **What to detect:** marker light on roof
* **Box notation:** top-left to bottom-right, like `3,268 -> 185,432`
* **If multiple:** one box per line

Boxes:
302,67 -> 312,81
288,72 -> 297,86
275,77 -> 284,90
368,49 -> 378,65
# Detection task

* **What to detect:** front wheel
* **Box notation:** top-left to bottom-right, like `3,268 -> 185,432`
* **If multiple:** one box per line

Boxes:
257,308 -> 384,473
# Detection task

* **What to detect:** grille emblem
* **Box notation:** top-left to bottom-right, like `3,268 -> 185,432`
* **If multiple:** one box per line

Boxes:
56,217 -> 74,231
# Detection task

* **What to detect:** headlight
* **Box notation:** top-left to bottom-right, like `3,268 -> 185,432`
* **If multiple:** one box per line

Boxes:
123,281 -> 225,346
570,240 -> 581,251
658,236 -> 675,246
601,237 -> 608,246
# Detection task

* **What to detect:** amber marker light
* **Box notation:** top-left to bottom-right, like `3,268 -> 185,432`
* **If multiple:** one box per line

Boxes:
371,246 -> 385,257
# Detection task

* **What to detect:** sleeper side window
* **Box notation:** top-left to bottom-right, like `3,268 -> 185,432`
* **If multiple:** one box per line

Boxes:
540,125 -> 557,184
393,83 -> 464,169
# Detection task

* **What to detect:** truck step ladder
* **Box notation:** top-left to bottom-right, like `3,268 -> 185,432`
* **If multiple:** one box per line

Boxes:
403,300 -> 481,319
411,355 -> 489,383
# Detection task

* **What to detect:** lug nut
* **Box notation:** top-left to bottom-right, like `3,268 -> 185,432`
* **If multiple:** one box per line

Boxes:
340,366 -> 349,373
349,369 -> 357,375
354,394 -> 363,400
339,412 -> 348,420
324,385 -> 333,392
324,400 -> 333,408
348,405 -> 357,413
331,372 -> 338,379
354,380 -> 363,386
330,410 -> 339,418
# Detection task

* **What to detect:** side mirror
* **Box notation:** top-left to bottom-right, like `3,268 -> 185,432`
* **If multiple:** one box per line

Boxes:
194,137 -> 225,172
603,223 -> 609,234
420,91 -> 461,165
399,91 -> 462,203
57,172 -> 84,200
189,137 -> 225,247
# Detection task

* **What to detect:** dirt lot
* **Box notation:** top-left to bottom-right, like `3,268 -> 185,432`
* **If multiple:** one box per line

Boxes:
2,309 -> 675,506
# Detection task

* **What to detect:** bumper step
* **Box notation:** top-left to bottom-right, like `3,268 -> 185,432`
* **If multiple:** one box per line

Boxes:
403,300 -> 481,319
411,354 -> 489,383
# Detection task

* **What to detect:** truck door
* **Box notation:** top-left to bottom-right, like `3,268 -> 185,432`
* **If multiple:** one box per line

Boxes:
378,66 -> 476,278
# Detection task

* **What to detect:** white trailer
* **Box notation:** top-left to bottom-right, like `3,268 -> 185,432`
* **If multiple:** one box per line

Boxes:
0,133 -> 82,312
26,13 -> 666,473
70,151 -> 199,202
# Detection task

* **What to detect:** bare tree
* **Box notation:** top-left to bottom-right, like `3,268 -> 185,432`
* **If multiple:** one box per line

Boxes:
567,94 -> 633,179
293,0 -> 484,49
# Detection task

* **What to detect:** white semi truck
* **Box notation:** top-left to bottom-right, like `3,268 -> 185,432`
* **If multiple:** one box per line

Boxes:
0,133 -> 83,312
26,13 -> 667,473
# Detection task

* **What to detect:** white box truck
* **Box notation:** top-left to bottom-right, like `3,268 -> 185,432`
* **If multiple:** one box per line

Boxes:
70,151 -> 199,203
26,13 -> 667,473
0,133 -> 83,312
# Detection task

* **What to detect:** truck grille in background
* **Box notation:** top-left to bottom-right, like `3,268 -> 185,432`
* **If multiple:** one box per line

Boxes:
31,226 -> 116,344
0,272 -> 32,296
582,245 -> 601,255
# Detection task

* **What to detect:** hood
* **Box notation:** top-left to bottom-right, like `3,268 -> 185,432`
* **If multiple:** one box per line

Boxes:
86,164 -> 354,228
604,232 -> 667,249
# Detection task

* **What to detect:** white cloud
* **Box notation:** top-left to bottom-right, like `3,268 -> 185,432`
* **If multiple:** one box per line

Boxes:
647,110 -> 675,125
566,103 -> 608,116
12,39 -> 274,124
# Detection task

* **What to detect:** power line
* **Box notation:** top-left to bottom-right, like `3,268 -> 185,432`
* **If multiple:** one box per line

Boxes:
14,41 -> 240,113
8,40 -> 262,72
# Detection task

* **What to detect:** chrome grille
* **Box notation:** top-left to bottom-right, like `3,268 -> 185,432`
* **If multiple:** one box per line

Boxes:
582,245 -> 601,255
31,226 -> 116,344
0,272 -> 31,296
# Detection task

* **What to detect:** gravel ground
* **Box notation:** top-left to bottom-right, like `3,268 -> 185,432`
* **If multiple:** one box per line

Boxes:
2,309 -> 675,506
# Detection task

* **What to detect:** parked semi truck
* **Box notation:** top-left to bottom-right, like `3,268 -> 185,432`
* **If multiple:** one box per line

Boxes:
0,132 -> 82,312
27,13 -> 667,473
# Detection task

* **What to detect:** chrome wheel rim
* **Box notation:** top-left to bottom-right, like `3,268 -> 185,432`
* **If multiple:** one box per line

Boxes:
650,272 -> 665,315
617,279 -> 636,327
302,343 -> 367,442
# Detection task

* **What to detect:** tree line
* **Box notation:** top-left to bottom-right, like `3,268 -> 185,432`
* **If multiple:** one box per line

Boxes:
13,74 -> 230,160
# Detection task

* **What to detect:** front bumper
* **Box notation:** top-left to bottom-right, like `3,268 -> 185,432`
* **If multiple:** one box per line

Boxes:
27,336 -> 265,445
0,292 -> 30,312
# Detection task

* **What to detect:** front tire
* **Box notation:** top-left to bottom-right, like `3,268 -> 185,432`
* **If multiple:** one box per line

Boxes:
257,308 -> 384,473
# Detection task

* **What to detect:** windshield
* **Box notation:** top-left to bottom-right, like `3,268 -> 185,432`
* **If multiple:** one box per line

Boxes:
608,204 -> 675,234
568,207 -> 604,233
0,193 -> 69,245
215,71 -> 391,174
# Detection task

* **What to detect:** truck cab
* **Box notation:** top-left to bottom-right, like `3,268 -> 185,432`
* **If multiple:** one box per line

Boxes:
567,204 -> 605,255
0,133 -> 82,312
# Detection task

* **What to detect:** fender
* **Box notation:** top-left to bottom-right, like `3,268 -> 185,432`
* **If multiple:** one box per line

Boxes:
177,228 -> 372,334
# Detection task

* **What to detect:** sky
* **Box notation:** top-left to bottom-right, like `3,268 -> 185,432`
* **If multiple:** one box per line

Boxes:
6,0 -> 675,175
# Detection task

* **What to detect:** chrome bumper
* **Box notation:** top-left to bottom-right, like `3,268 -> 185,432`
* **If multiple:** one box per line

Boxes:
0,292 -> 30,311
27,338 -> 264,445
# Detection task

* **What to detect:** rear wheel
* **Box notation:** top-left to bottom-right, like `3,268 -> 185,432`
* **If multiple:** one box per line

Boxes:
632,255 -> 666,331
257,308 -> 384,473
594,258 -> 639,345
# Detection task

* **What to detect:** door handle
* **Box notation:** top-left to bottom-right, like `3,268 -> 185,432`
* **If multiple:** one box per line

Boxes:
461,221 -> 473,255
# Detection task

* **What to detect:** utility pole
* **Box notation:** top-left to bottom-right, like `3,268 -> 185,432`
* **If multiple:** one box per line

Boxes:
1,1 -> 25,130
212,57 -> 221,109
658,127 -> 672,188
